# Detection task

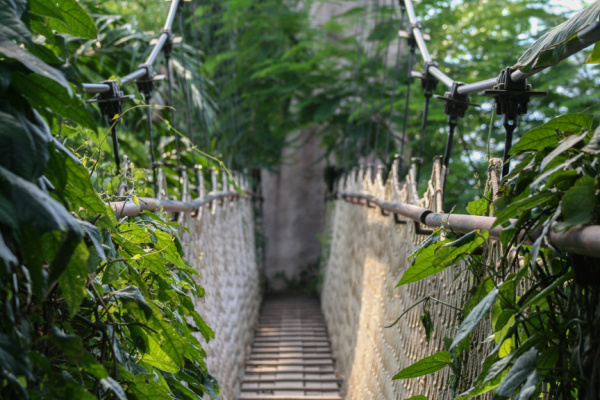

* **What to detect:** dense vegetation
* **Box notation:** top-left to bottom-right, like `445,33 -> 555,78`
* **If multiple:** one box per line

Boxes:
0,0 -> 218,398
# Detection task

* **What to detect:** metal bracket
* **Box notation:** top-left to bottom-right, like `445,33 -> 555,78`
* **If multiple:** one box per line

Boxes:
161,28 -> 174,57
86,80 -> 133,173
420,61 -> 439,97
135,64 -> 157,96
394,213 -> 407,224
479,67 -> 547,177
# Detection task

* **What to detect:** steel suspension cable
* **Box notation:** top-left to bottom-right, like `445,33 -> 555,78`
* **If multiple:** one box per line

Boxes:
397,26 -> 416,172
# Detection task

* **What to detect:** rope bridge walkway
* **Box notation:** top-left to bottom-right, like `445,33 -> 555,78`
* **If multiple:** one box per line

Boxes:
239,295 -> 342,400
73,0 -> 600,398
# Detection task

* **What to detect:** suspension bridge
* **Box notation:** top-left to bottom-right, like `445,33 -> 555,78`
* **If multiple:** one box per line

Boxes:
78,0 -> 600,399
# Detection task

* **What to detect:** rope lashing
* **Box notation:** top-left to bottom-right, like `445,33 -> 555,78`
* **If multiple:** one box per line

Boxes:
479,66 -> 546,177
162,26 -> 184,195
136,64 -> 161,197
413,60 -> 439,185
87,80 -> 133,174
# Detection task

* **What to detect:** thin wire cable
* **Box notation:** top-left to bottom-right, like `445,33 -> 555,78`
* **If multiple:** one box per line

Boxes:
342,0 -> 371,171
398,32 -> 416,169
384,6 -> 406,159
373,0 -> 397,163
363,0 -> 384,159
178,6 -> 198,172
164,48 -> 183,194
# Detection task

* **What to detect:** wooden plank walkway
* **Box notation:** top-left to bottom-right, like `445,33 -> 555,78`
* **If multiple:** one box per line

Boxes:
239,295 -> 342,400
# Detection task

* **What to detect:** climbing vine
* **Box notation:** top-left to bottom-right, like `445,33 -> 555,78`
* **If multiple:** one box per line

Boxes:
0,0 -> 218,398
392,113 -> 600,398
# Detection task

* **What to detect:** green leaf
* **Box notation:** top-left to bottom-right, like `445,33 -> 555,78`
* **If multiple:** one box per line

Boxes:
397,239 -> 450,286
496,347 -> 538,397
517,371 -> 540,399
110,286 -> 153,319
141,335 -> 180,373
582,125 -> 600,154
80,351 -> 108,379
129,372 -> 171,399
529,154 -> 583,190
28,0 -> 66,22
585,41 -> 600,63
51,327 -> 84,362
393,351 -> 452,379
540,132 -> 587,171
0,333 -> 34,379
46,0 -> 97,39
79,220 -> 106,262
0,8 -> 32,44
99,377 -> 128,400
514,2 -> 600,71
466,198 -> 488,216
420,308 -> 434,343
449,288 -> 498,353
510,114 -> 593,154
405,396 -> 429,400
433,230 -> 488,270
0,39 -> 70,92
494,192 -> 555,227
57,240 -> 89,317
557,175 -> 596,230
11,71 -> 96,130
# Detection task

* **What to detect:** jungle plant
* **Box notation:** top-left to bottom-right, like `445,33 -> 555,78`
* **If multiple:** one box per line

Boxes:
392,112 -> 600,399
0,0 -> 218,398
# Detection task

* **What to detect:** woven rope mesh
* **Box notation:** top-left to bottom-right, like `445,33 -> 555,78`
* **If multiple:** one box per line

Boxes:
176,173 -> 262,400
321,160 -> 501,399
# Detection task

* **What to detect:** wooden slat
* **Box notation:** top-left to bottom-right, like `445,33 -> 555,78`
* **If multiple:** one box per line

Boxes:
240,295 -> 342,399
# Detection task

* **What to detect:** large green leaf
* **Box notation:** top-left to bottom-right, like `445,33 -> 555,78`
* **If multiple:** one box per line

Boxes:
0,109 -> 46,181
0,7 -> 32,44
11,71 -> 96,130
99,377 -> 128,400
513,2 -> 600,71
110,286 -> 153,319
28,0 -> 66,22
496,347 -> 538,397
449,288 -> 498,353
433,230 -> 488,270
57,240 -> 89,317
51,327 -> 84,362
493,192 -> 555,227
141,335 -> 180,373
0,39 -> 70,92
47,0 -> 97,39
510,114 -> 593,154
392,351 -> 453,380
397,239 -> 450,286
539,132 -> 586,171
557,175 -> 596,231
